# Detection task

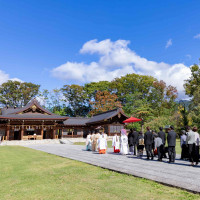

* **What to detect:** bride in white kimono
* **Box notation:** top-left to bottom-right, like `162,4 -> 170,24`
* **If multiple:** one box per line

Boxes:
120,129 -> 128,155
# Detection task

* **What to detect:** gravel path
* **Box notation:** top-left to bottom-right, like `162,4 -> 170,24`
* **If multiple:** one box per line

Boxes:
24,144 -> 200,193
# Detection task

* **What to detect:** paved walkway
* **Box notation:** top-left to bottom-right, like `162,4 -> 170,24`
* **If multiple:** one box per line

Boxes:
25,144 -> 200,193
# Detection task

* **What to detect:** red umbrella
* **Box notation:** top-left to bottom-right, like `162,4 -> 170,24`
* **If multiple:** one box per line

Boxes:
123,116 -> 142,123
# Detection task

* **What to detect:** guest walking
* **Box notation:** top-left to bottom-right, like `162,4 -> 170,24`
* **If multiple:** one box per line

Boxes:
158,127 -> 166,159
128,128 -> 138,155
137,131 -> 144,158
128,129 -> 134,155
154,134 -> 163,161
193,127 -> 199,165
186,127 -> 196,166
180,130 -> 187,160
167,126 -> 176,163
144,127 -> 154,160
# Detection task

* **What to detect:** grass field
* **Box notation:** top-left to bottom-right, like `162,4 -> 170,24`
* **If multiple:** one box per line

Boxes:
0,146 -> 199,200
75,139 -> 182,154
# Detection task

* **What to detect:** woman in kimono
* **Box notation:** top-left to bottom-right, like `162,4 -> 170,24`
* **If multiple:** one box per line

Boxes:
86,134 -> 92,151
112,133 -> 120,153
98,134 -> 107,154
91,132 -> 96,151
120,129 -> 128,155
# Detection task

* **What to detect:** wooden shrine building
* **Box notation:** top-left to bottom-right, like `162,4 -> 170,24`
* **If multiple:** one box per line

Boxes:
0,99 -> 68,140
61,108 -> 128,138
0,99 -> 128,140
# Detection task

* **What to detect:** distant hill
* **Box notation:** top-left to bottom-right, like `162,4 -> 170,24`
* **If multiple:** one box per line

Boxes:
177,100 -> 191,110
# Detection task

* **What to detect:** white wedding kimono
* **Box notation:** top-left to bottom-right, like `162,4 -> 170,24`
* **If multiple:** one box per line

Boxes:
86,134 -> 92,151
112,135 -> 120,153
98,135 -> 107,154
120,135 -> 128,155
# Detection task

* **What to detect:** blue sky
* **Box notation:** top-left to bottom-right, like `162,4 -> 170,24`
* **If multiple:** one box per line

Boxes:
0,0 -> 200,98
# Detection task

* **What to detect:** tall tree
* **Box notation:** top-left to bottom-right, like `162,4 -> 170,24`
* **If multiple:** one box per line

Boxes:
0,80 -> 40,107
184,61 -> 200,128
111,73 -> 156,105
184,63 -> 200,97
62,84 -> 90,116
89,91 -> 121,115
84,81 -> 111,99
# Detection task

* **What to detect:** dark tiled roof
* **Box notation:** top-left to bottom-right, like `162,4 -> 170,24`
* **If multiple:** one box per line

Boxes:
1,107 -> 21,115
0,98 -> 68,121
0,113 -> 67,120
63,117 -> 90,126
86,108 -> 128,124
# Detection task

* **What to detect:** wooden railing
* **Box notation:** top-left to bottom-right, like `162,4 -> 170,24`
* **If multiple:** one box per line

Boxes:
22,135 -> 43,140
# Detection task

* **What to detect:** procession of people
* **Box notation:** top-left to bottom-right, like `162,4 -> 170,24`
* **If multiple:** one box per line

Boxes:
85,125 -> 200,166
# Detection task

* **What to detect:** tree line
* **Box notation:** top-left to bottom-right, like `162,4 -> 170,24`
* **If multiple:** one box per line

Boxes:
0,61 -> 199,131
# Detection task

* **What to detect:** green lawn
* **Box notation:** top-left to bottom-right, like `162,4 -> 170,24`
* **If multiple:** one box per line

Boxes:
0,146 -> 199,200
75,139 -> 182,154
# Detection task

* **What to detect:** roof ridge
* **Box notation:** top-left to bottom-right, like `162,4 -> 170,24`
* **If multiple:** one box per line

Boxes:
93,108 -> 119,116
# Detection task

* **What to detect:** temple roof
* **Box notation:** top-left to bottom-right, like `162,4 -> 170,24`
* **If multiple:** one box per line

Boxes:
0,98 -> 68,121
62,108 -> 128,126
86,108 -> 128,125
63,117 -> 90,126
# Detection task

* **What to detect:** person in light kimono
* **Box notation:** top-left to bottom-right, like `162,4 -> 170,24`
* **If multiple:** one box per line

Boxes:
98,134 -> 107,154
112,133 -> 120,153
91,131 -> 96,151
120,129 -> 128,155
86,133 -> 92,151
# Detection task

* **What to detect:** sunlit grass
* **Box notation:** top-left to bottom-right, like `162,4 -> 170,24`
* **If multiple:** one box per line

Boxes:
0,146 -> 199,200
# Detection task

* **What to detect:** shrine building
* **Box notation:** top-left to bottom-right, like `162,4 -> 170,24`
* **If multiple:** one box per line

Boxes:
0,98 -> 128,140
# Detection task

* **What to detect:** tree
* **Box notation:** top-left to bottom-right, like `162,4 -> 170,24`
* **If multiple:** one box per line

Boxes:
149,80 -> 178,116
111,73 -> 156,105
62,84 -> 90,116
89,91 -> 121,115
184,63 -> 200,97
84,81 -> 111,99
184,61 -> 200,129
188,87 -> 200,129
0,80 -> 40,107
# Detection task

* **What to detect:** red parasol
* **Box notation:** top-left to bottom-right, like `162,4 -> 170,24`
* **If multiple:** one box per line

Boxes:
123,116 -> 142,123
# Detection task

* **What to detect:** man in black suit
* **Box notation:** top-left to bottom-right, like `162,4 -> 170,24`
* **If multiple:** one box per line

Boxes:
128,128 -> 139,155
144,127 -> 154,160
158,127 -> 166,159
167,126 -> 177,163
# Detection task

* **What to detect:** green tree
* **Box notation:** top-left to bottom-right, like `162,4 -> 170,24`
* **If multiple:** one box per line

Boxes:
184,62 -> 200,129
84,81 -> 111,99
111,73 -> 156,105
184,63 -> 200,97
62,84 -> 90,116
0,80 -> 40,107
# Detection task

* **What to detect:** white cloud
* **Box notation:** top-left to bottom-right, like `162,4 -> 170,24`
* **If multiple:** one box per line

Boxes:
0,69 -> 22,85
165,39 -> 172,48
51,39 -> 191,98
194,34 -> 200,39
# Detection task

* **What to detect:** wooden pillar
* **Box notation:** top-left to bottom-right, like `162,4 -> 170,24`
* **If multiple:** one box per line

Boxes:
6,126 -> 10,140
21,127 -> 24,140
53,128 -> 56,139
72,130 -> 74,138
41,127 -> 44,139
108,125 -> 110,136
61,129 -> 63,139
